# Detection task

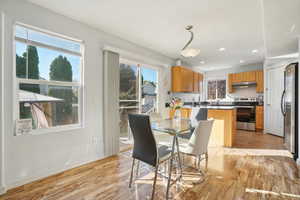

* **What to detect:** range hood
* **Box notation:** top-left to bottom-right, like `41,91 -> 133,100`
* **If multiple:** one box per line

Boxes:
232,81 -> 257,88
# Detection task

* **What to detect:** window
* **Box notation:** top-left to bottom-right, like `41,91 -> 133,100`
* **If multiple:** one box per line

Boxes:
207,80 -> 226,100
15,24 -> 83,133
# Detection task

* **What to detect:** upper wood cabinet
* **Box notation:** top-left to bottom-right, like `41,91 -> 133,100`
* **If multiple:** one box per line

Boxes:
228,70 -> 264,93
256,70 -> 264,93
228,74 -> 234,93
171,66 -> 203,93
231,71 -> 256,83
193,72 -> 199,92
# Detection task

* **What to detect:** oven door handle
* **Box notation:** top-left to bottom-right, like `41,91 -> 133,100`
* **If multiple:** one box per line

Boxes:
235,106 -> 255,108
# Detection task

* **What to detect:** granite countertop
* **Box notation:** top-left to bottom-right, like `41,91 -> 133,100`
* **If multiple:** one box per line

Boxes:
182,105 -> 236,110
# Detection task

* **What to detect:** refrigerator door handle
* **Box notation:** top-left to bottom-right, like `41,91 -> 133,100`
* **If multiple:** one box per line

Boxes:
281,90 -> 286,116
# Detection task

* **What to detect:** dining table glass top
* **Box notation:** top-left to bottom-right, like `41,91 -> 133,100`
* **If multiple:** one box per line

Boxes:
151,118 -> 193,135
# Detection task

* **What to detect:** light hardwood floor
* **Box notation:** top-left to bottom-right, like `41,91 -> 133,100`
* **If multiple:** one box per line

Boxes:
1,131 -> 300,200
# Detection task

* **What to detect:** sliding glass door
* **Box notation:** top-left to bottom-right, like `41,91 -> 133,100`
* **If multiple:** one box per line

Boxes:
141,67 -> 158,114
119,61 -> 158,145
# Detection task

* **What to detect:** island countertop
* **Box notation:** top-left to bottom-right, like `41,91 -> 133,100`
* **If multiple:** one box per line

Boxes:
182,105 -> 236,110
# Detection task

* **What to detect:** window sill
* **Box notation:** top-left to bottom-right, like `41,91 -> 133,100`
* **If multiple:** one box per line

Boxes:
16,124 -> 84,136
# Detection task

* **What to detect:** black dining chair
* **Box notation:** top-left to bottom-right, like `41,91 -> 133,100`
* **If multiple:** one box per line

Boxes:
128,114 -> 172,200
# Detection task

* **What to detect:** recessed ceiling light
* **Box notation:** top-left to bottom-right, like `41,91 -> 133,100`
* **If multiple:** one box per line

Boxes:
240,60 -> 245,63
200,61 -> 205,64
252,49 -> 258,53
219,47 -> 226,51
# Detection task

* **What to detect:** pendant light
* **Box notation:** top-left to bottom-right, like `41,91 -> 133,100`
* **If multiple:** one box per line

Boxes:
181,25 -> 200,58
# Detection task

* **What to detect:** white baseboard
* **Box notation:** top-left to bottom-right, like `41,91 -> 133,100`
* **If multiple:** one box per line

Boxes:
0,186 -> 6,195
7,155 -> 104,190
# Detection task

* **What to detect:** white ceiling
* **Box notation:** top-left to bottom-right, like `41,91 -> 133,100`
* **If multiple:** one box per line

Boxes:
263,0 -> 300,58
27,0 -> 299,71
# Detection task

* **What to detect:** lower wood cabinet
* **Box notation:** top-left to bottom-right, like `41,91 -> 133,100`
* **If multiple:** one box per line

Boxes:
256,70 -> 264,93
169,108 -> 191,119
169,108 -> 236,147
256,106 -> 264,130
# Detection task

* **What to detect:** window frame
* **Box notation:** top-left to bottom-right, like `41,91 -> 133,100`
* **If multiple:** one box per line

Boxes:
119,58 -> 159,113
206,78 -> 227,100
13,23 -> 85,135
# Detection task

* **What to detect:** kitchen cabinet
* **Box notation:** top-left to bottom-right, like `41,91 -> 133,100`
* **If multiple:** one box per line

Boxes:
228,74 -> 234,93
243,71 -> 256,82
169,107 -> 236,147
193,72 -> 199,92
171,66 -> 203,93
169,108 -> 191,119
228,70 -> 264,94
256,70 -> 264,93
231,71 -> 256,83
256,106 -> 264,130
207,109 -> 236,147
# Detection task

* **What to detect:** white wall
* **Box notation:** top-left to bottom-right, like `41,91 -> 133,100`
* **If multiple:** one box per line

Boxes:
0,0 -> 174,191
203,63 -> 263,100
0,11 -> 5,194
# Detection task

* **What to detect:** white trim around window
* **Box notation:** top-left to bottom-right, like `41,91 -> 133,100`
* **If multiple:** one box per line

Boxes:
13,22 -> 85,135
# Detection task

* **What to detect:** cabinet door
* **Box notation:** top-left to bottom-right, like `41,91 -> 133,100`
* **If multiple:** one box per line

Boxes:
181,108 -> 191,118
186,69 -> 194,92
193,72 -> 200,92
169,108 -> 191,119
245,71 -> 256,82
231,73 -> 237,82
228,74 -> 234,93
256,70 -> 264,93
256,106 -> 264,130
234,73 -> 242,82
171,66 -> 182,92
181,67 -> 190,92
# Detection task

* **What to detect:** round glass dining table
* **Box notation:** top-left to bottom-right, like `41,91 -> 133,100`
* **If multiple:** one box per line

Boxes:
151,118 -> 193,199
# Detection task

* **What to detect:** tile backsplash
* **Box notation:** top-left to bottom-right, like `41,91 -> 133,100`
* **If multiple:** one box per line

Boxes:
171,93 -> 203,103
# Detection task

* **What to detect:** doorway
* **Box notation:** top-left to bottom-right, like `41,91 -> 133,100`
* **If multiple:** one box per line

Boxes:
265,66 -> 285,137
119,60 -> 158,151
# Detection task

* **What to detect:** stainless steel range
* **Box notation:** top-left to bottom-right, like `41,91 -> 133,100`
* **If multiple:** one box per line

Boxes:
234,98 -> 258,131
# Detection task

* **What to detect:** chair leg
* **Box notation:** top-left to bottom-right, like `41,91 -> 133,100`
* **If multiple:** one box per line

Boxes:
151,165 -> 159,200
197,155 -> 201,169
205,152 -> 208,169
136,160 -> 140,177
129,158 -> 135,188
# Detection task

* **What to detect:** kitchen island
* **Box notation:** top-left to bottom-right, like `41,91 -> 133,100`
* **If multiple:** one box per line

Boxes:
169,106 -> 237,147
207,108 -> 236,147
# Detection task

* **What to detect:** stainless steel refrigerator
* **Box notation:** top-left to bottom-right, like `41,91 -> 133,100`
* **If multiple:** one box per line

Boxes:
281,62 -> 298,160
